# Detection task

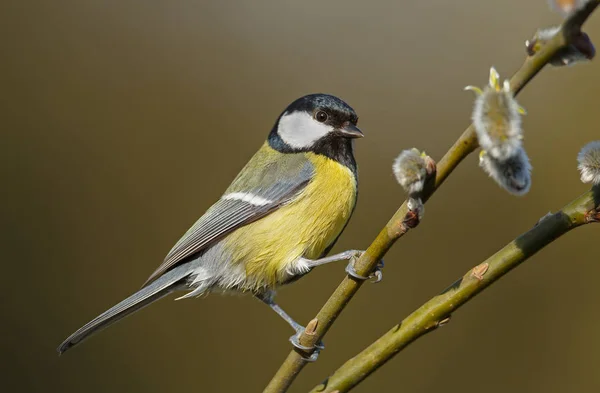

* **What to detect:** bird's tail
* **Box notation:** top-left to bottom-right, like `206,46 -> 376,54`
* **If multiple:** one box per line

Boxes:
57,264 -> 194,354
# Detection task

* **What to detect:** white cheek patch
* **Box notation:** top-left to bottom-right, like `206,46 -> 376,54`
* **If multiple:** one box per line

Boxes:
277,111 -> 333,149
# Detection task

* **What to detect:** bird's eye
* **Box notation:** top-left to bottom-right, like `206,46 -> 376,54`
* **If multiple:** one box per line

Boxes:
315,111 -> 328,123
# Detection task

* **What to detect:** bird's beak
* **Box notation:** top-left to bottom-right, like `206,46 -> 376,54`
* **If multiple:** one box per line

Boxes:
339,123 -> 364,139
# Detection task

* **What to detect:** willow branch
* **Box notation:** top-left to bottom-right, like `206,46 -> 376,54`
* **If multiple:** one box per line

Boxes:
263,2 -> 600,392
312,187 -> 600,392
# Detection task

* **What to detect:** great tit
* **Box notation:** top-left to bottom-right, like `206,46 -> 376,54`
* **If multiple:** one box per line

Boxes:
58,93 -> 375,357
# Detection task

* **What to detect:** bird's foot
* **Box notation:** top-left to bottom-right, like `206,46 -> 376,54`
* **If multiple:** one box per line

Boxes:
345,252 -> 384,283
289,326 -> 324,362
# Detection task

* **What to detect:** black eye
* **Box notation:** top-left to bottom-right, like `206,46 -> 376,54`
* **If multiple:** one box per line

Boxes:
315,111 -> 328,123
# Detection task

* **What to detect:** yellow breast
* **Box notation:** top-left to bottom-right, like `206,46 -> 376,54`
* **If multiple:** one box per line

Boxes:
225,152 -> 357,290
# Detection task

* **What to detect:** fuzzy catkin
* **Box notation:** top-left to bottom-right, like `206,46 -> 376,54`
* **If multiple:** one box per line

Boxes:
578,141 -> 600,185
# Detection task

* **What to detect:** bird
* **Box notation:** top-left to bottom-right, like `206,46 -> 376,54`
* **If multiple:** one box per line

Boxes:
57,93 -> 379,359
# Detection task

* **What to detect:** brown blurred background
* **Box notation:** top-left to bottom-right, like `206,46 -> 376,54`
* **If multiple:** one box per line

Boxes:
2,1 -> 599,392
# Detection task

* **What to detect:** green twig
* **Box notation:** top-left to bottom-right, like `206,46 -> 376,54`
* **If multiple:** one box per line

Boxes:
263,2 -> 600,392
312,187 -> 600,392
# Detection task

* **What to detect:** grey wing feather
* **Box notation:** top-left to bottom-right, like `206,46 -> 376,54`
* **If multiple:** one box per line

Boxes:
143,153 -> 314,286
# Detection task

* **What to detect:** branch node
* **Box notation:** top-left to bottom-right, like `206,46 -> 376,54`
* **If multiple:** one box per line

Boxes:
471,263 -> 490,281
437,315 -> 452,327
402,205 -> 422,230
585,208 -> 600,223
305,318 -> 319,336
424,155 -> 437,177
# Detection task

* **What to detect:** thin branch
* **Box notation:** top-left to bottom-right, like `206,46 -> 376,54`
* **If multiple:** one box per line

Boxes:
263,2 -> 600,392
312,187 -> 600,392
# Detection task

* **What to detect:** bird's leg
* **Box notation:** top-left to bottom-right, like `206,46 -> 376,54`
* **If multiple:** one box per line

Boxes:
255,291 -> 323,362
256,291 -> 303,331
291,250 -> 384,283
304,249 -> 363,268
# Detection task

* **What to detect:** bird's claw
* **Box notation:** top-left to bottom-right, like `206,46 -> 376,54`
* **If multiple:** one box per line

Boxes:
345,253 -> 384,283
289,328 -> 324,362
371,262 -> 384,283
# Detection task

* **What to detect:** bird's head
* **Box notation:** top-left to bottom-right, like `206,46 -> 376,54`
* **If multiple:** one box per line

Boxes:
269,94 -> 362,152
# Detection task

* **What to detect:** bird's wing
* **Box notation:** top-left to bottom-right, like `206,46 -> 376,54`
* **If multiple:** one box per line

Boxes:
143,147 -> 314,286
